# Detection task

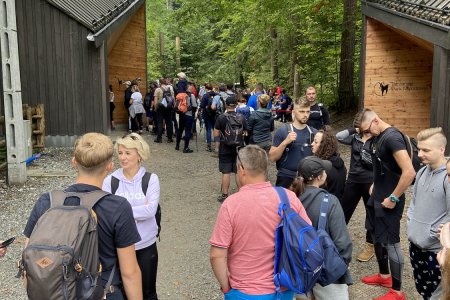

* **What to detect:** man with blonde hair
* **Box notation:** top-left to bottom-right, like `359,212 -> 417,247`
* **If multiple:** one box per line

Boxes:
23,133 -> 143,300
407,127 -> 449,300
269,97 -> 316,188
357,108 -> 416,300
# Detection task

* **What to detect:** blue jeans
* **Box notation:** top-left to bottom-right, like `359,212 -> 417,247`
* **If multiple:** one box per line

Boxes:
224,289 -> 294,300
204,117 -> 214,145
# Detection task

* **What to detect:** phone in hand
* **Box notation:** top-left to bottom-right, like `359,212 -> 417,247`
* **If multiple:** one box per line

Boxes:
0,237 -> 15,248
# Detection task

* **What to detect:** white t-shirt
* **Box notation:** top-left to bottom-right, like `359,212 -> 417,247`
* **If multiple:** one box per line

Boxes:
131,92 -> 143,104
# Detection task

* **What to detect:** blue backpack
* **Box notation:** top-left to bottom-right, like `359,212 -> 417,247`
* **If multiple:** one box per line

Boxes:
273,186 -> 324,295
316,192 -> 348,286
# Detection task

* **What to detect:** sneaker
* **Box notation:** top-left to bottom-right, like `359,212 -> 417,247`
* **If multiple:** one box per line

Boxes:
374,289 -> 406,300
175,145 -> 180,151
357,242 -> 375,262
154,138 -> 162,143
138,130 -> 143,134
167,139 -> 173,143
361,273 -> 392,288
217,194 -> 228,203
207,145 -> 213,152
183,148 -> 193,153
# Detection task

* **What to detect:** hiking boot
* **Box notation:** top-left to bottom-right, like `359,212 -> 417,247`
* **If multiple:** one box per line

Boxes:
183,148 -> 193,153
217,194 -> 228,203
175,145 -> 180,151
357,242 -> 375,262
154,138 -> 162,143
374,289 -> 406,300
207,145 -> 213,152
167,139 -> 173,143
361,273 -> 392,288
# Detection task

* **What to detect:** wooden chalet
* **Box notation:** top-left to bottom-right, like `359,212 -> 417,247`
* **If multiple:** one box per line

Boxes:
360,0 -> 450,140
1,0 -> 147,146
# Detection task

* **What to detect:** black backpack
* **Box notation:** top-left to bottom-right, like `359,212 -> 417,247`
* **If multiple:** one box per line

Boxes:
374,127 -> 421,182
144,93 -> 152,111
205,93 -> 216,118
221,113 -> 245,146
111,172 -> 161,238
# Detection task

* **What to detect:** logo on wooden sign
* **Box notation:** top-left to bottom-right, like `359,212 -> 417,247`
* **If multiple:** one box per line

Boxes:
371,81 -> 428,97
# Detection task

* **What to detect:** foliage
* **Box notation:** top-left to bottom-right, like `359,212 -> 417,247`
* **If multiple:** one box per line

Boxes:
146,0 -> 362,108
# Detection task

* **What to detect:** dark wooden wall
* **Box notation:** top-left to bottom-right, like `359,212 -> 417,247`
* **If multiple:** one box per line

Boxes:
15,0 -> 107,136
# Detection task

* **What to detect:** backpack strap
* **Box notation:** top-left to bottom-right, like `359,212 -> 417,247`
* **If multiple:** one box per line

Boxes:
50,190 -> 108,210
274,186 -> 291,216
104,264 -> 116,297
318,192 -> 330,230
111,176 -> 120,194
141,172 -> 152,195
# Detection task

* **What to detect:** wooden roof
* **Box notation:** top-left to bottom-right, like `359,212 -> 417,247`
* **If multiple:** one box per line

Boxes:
366,0 -> 450,26
45,0 -> 137,32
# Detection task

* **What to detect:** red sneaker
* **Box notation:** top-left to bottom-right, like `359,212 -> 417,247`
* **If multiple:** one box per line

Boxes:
361,273 -> 392,287
374,289 -> 406,300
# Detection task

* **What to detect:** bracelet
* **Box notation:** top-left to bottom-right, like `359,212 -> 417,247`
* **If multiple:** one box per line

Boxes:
388,194 -> 400,203
221,286 -> 231,294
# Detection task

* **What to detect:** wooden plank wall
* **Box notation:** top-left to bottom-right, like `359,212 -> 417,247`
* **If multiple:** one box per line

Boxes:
363,18 -> 433,137
108,5 -> 147,125
14,0 -> 106,137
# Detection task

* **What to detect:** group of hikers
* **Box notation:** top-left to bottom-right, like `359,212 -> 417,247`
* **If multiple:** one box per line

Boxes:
1,76 -> 450,300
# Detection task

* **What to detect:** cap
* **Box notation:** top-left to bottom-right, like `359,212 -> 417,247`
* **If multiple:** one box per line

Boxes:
124,81 -> 131,86
177,72 -> 186,79
298,156 -> 332,181
226,95 -> 237,106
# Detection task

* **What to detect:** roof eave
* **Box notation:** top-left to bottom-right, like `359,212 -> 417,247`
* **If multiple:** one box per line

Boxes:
87,0 -> 145,48
362,0 -> 450,49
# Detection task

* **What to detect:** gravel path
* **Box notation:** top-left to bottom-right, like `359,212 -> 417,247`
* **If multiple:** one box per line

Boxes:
0,116 -> 422,300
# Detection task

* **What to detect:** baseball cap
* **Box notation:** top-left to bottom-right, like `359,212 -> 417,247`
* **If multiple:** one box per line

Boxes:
177,72 -> 186,79
226,95 -> 237,106
298,156 -> 332,181
124,81 -> 131,86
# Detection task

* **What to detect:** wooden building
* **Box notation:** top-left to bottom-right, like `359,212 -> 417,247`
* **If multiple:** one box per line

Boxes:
0,0 -> 147,146
360,0 -> 450,139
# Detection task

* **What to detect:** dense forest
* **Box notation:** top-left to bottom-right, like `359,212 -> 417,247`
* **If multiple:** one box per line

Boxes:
146,0 -> 362,111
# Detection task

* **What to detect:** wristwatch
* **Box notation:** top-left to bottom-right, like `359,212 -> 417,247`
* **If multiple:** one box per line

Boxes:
388,194 -> 400,203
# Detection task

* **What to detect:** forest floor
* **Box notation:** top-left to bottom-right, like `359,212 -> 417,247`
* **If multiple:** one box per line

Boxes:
0,111 -> 421,300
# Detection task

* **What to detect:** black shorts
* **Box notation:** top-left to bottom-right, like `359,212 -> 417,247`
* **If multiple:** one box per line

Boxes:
366,202 -> 403,244
219,153 -> 237,174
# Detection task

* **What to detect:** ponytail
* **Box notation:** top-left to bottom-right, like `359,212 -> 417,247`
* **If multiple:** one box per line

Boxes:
291,176 -> 307,197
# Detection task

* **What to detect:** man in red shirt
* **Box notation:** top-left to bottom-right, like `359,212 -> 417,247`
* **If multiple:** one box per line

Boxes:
209,145 -> 311,299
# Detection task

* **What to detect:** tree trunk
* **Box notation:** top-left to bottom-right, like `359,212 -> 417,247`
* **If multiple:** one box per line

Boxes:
175,36 -> 181,73
159,32 -> 165,76
338,0 -> 357,112
293,64 -> 301,99
270,28 -> 279,85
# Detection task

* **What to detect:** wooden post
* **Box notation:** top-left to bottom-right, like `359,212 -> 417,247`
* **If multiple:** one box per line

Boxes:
175,36 -> 181,73
0,0 -> 27,184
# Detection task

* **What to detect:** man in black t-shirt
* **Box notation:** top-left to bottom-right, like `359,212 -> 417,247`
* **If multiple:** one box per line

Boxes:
357,109 -> 416,300
23,133 -> 142,300
213,95 -> 247,202
305,86 -> 330,130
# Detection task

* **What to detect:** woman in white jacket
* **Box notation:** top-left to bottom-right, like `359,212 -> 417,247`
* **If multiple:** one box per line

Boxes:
103,133 -> 160,300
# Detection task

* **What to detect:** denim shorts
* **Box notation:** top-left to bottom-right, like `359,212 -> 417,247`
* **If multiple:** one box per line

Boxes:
224,289 -> 294,300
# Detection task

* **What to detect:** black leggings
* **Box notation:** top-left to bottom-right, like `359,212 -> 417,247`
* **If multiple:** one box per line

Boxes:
374,242 -> 404,291
136,242 -> 158,300
340,181 -> 373,243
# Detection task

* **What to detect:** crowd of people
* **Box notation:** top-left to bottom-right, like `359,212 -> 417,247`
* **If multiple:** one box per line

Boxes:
2,75 -> 450,300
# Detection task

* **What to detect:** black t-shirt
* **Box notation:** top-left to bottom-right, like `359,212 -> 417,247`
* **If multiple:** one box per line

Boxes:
369,128 -> 407,216
23,184 -> 141,286
214,111 -> 247,155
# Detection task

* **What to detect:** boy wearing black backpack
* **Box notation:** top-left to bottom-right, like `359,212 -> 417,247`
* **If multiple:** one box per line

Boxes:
213,95 -> 247,202
22,133 -> 142,300
357,108 -> 416,300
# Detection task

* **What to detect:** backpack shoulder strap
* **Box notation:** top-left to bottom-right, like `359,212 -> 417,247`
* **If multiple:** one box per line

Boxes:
318,192 -> 330,230
111,176 -> 120,194
274,186 -> 291,216
141,172 -> 152,195
49,190 -> 68,208
78,190 -> 109,210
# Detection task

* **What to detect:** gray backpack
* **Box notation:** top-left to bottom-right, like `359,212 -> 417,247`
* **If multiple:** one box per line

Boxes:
21,190 -> 114,300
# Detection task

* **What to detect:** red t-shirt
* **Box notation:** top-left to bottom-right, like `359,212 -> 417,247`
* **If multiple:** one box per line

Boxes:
209,182 -> 311,295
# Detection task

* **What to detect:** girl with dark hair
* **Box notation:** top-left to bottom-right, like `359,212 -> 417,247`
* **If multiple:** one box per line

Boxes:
291,156 -> 352,300
311,125 -> 347,200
